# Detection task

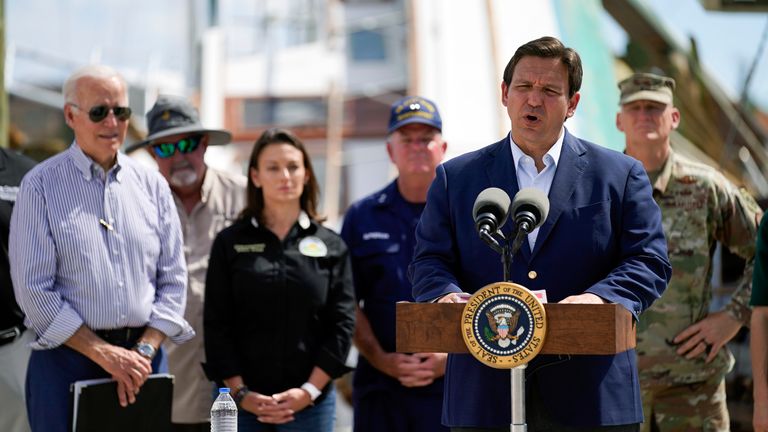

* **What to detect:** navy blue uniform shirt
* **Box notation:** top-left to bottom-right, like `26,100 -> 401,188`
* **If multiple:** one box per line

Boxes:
341,180 -> 443,398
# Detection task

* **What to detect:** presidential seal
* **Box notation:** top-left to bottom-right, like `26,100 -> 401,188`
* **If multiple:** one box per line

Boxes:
461,282 -> 546,368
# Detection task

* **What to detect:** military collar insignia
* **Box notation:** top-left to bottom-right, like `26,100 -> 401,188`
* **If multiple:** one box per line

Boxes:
372,181 -> 399,208
653,150 -> 675,194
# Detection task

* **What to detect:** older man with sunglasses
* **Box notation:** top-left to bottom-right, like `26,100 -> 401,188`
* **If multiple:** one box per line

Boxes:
9,65 -> 194,432
126,95 -> 246,432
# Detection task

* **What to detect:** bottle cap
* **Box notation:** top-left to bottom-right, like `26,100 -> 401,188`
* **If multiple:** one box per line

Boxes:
219,387 -> 230,393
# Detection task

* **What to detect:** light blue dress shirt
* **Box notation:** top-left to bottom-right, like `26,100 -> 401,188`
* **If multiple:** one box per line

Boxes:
9,142 -> 193,349
508,128 -> 564,250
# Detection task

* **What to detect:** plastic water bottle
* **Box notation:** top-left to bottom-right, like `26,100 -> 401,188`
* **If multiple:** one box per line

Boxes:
211,387 -> 238,432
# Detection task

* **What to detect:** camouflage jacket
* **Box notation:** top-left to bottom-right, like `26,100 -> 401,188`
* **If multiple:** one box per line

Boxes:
637,150 -> 762,385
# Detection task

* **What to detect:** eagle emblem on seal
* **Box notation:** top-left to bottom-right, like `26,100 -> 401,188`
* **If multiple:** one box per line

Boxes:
484,304 -> 523,348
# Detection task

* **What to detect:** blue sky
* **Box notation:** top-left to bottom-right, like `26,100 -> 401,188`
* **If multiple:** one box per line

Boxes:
643,0 -> 768,110
6,0 -> 189,85
6,0 -> 768,111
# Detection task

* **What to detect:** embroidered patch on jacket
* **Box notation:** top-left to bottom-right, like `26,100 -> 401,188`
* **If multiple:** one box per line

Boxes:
299,236 -> 328,257
362,231 -> 390,241
233,243 -> 266,253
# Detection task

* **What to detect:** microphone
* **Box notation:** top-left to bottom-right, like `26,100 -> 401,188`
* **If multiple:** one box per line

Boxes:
472,187 -> 511,238
510,188 -> 550,235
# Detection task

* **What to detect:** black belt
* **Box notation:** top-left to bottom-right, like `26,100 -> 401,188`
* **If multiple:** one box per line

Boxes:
94,327 -> 146,346
0,325 -> 24,348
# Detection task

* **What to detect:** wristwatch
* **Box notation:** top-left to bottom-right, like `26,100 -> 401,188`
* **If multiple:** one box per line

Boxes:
232,385 -> 250,406
133,341 -> 157,360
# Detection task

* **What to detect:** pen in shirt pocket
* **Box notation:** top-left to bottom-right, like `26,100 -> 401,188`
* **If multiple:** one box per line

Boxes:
99,218 -> 114,231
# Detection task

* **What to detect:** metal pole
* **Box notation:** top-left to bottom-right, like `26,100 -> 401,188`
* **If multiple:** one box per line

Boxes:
510,364 -> 526,432
323,0 -> 344,226
405,0 -> 419,95
502,243 -> 510,282
722,17 -> 768,156
0,0 -> 7,149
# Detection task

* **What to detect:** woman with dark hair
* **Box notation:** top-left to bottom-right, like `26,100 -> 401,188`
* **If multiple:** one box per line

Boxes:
203,128 -> 355,431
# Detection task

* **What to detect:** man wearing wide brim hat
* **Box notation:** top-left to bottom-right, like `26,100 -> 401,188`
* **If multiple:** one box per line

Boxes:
126,95 -> 231,153
135,95 -> 247,431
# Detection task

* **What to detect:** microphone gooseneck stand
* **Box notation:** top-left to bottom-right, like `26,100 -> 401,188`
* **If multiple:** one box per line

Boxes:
476,187 -> 549,432
478,230 -> 511,283
507,222 -> 528,432
479,223 -> 529,432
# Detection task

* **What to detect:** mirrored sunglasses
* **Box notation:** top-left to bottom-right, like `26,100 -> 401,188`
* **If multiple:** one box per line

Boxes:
152,135 -> 203,158
70,103 -> 132,122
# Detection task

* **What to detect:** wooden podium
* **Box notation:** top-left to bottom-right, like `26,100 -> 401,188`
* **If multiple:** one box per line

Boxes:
396,302 -> 636,355
396,302 -> 636,431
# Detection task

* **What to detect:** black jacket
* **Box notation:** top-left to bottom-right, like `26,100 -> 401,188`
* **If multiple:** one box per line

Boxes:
0,148 -> 36,330
203,214 -> 355,399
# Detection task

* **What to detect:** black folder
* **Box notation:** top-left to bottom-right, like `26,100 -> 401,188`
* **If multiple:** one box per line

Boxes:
71,373 -> 174,432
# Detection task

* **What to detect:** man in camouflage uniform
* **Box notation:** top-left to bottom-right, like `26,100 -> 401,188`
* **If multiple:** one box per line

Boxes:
617,72 -> 762,431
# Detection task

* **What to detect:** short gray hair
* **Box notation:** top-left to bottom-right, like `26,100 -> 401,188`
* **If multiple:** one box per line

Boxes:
63,65 -> 128,105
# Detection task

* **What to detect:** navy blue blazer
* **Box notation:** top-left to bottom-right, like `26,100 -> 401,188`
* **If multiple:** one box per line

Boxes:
410,131 -> 671,428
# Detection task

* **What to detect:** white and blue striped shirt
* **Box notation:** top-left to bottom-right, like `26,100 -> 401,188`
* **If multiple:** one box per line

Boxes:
9,142 -> 193,349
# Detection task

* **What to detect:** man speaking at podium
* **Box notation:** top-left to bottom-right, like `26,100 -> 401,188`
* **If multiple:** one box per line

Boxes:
410,36 -> 671,431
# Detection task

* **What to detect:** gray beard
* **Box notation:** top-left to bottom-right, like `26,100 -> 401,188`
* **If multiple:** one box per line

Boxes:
170,169 -> 198,188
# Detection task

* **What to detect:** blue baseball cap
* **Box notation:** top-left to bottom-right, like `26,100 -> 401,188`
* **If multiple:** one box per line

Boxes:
387,96 -> 442,134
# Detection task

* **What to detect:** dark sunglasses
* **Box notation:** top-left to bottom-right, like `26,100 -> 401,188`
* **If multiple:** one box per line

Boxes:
70,103 -> 132,122
152,135 -> 203,158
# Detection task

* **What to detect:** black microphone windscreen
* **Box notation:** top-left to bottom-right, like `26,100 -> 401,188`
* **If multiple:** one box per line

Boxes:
472,187 -> 511,226
510,188 -> 550,229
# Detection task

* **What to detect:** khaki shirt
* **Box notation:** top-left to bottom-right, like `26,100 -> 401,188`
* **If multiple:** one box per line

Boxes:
164,167 -> 246,423
637,150 -> 762,385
